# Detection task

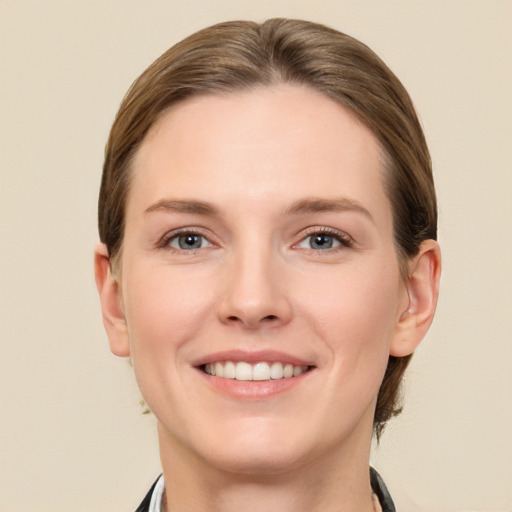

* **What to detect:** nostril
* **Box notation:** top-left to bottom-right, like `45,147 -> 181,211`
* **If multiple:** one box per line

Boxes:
225,314 -> 278,324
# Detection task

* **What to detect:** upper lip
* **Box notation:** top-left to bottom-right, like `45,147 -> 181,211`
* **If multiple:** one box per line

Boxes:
191,349 -> 315,368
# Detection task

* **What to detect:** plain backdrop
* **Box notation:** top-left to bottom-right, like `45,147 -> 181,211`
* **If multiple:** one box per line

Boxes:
1,1 -> 511,511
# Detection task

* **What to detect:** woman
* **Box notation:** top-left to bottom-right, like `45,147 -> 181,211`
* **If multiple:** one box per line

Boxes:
95,18 -> 441,512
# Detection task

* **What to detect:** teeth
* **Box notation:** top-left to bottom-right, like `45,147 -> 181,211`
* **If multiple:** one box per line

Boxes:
224,361 -> 236,379
252,362 -> 270,381
235,362 -> 252,380
214,362 -> 224,377
203,361 -> 309,381
283,363 -> 294,378
270,362 -> 284,379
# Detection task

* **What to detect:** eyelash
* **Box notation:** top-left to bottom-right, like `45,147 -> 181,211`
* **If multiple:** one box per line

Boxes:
159,228 -> 214,252
158,226 -> 353,253
296,226 -> 354,252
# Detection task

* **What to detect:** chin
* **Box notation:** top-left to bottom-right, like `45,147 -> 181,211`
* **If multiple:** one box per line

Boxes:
192,417 -> 340,477
204,441 -> 311,477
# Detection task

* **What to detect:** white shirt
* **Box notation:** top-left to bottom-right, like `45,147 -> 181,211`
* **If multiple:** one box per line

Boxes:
148,474 -> 165,512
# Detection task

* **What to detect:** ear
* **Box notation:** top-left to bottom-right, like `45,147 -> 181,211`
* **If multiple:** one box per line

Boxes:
94,243 -> 130,357
390,239 -> 441,357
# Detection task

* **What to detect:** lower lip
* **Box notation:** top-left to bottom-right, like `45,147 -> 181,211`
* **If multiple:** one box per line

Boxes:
196,368 -> 313,399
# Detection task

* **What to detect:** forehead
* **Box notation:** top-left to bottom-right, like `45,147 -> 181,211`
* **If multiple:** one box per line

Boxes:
128,84 -> 390,224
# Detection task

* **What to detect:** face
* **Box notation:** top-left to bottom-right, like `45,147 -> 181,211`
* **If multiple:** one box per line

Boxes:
110,85 -> 413,474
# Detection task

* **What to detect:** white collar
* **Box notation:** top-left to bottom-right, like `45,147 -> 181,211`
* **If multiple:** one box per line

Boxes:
148,474 -> 165,512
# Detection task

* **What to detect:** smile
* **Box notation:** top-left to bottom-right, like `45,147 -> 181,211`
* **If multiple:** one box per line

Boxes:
203,361 -> 310,381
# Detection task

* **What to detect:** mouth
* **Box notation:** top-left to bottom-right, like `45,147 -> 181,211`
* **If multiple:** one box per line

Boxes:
202,361 -> 311,381
194,351 -> 316,399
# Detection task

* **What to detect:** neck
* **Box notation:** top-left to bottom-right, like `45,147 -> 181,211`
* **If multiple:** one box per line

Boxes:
157,422 -> 377,512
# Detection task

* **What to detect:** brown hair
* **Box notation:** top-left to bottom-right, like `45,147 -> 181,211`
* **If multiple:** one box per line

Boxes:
99,18 -> 437,438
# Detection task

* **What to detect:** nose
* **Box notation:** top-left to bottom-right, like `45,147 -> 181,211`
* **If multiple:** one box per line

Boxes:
217,246 -> 293,330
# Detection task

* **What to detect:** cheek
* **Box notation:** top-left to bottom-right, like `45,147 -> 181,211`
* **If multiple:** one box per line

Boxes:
120,265 -> 219,417
296,260 -> 402,369
122,265 -> 215,360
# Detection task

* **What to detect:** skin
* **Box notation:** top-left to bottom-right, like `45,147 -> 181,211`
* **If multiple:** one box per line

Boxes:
95,84 -> 441,512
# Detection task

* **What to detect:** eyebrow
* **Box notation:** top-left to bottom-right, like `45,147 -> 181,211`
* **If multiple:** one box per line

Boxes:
285,197 -> 373,221
144,196 -> 373,221
144,199 -> 219,216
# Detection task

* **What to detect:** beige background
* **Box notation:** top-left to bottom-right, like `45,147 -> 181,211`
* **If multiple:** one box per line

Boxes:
1,1 -> 511,511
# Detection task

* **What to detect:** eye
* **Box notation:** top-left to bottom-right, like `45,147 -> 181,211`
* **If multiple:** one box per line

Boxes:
167,232 -> 211,250
299,233 -> 340,250
296,230 -> 352,251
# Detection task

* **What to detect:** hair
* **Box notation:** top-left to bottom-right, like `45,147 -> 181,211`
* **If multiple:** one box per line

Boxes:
99,18 -> 437,438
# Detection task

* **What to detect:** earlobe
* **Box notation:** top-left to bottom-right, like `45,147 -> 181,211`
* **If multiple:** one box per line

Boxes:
94,243 -> 130,357
390,239 -> 441,357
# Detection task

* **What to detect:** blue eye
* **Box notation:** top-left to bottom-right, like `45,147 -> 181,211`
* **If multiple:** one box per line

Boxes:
309,233 -> 337,250
308,233 -> 339,250
297,231 -> 348,251
168,233 -> 210,250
